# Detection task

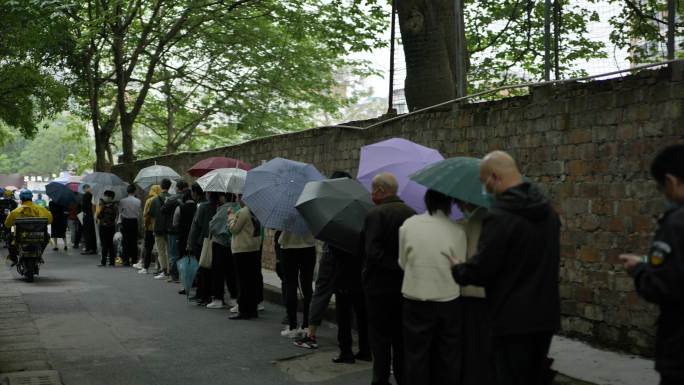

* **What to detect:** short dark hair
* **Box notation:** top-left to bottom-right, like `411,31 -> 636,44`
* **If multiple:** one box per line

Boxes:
424,189 -> 452,216
126,185 -> 136,194
176,180 -> 188,191
651,144 -> 684,186
160,178 -> 172,190
191,182 -> 203,195
330,170 -> 352,179
82,184 -> 90,190
104,190 -> 116,199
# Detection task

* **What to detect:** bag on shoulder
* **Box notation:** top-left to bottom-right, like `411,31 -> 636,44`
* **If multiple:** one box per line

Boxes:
99,204 -> 118,227
199,237 -> 213,268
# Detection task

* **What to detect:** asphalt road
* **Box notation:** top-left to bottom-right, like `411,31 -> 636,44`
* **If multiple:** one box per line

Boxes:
0,247 -> 372,385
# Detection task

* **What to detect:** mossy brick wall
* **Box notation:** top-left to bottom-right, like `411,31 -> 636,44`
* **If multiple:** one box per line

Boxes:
113,66 -> 684,355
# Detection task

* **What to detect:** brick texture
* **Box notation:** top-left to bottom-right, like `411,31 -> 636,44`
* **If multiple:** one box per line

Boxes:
113,66 -> 684,356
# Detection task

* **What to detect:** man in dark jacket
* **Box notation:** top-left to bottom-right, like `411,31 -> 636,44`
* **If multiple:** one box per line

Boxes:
162,180 -> 187,282
81,184 -> 97,255
362,172 -> 416,385
450,151 -> 560,385
621,145 -> 684,385
175,183 -> 202,295
148,179 -> 171,278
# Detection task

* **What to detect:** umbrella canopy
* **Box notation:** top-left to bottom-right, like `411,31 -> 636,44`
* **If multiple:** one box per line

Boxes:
188,157 -> 252,177
357,138 -> 445,214
45,182 -> 77,207
4,185 -> 18,191
410,157 -> 491,208
82,172 -> 128,201
196,168 -> 247,193
134,165 -> 180,190
243,157 -> 324,234
176,255 -> 199,298
65,182 -> 81,193
295,178 -> 374,254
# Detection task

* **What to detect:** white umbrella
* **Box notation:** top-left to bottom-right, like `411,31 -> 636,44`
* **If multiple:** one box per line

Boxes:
134,165 -> 180,190
196,168 -> 247,193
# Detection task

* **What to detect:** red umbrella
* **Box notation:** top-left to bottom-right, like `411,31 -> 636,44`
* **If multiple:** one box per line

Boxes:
188,157 -> 252,177
65,182 -> 80,192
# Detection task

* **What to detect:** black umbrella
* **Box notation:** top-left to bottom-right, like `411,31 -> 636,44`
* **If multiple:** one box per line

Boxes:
46,182 -> 77,207
295,178 -> 374,254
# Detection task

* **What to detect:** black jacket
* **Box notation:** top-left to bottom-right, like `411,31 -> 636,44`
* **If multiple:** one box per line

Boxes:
177,191 -> 196,252
162,191 -> 184,234
632,205 -> 684,379
362,195 -> 416,295
82,192 -> 93,216
331,244 -> 363,293
452,182 -> 561,336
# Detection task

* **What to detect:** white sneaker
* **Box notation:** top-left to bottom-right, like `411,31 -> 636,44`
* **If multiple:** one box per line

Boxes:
281,327 -> 304,339
258,304 -> 265,312
138,268 -> 148,274
133,262 -> 143,269
206,300 -> 225,309
230,305 -> 239,313
154,272 -> 167,280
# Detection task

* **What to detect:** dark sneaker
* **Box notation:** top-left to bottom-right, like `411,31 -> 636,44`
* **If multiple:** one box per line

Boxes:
332,355 -> 355,364
293,335 -> 318,349
354,351 -> 372,362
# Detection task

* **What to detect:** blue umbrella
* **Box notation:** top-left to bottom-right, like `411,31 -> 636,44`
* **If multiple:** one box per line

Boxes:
45,182 -> 77,207
177,255 -> 199,298
243,157 -> 324,234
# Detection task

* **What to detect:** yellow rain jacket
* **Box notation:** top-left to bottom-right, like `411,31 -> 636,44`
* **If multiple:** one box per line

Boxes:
4,201 -> 53,228
143,185 -> 161,231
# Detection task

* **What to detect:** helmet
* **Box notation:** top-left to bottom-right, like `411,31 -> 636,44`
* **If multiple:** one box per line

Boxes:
2,190 -> 11,198
19,189 -> 33,201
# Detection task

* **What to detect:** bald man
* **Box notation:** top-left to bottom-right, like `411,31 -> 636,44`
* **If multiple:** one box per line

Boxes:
362,172 -> 416,385
450,151 -> 561,385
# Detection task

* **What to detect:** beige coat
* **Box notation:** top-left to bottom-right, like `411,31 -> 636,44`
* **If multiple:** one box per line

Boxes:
399,211 -> 467,302
228,207 -> 261,253
459,208 -> 487,298
279,231 -> 315,249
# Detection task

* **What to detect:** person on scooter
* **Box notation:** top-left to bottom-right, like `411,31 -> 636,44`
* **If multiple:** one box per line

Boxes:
0,190 -> 18,246
4,190 -> 53,265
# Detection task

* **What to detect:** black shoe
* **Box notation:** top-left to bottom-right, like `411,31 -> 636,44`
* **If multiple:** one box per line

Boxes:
52,247 -> 58,251
229,313 -> 256,320
354,351 -> 372,362
178,289 -> 186,295
332,355 -> 355,364
64,246 -> 68,251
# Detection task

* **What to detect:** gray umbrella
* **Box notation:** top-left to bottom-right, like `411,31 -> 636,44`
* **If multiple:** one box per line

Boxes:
81,172 -> 128,201
295,178 -> 374,254
134,165 -> 180,190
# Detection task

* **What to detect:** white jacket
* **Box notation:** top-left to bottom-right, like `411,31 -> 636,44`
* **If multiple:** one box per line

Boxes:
399,211 -> 467,302
279,231 -> 315,249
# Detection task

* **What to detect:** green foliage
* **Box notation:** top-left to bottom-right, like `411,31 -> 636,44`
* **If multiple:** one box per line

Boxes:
465,0 -> 606,93
0,1 -> 70,136
0,114 -> 95,175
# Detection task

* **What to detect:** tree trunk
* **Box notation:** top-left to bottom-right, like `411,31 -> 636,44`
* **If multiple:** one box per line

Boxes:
397,0 -> 457,110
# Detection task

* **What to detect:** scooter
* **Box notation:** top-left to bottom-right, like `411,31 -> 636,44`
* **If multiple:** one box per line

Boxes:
13,217 -> 48,282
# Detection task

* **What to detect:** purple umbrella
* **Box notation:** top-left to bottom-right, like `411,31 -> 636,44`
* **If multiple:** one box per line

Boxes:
357,138 -> 462,219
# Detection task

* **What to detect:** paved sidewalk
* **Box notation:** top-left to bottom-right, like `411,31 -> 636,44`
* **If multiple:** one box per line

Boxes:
261,268 -> 659,385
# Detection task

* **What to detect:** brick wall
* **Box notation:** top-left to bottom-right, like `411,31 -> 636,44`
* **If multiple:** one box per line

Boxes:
113,66 -> 684,355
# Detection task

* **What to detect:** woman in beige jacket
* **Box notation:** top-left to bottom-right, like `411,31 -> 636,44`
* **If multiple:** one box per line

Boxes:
227,200 -> 262,320
398,189 -> 467,385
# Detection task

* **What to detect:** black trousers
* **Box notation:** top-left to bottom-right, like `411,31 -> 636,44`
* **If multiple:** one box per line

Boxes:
282,247 -> 316,329
461,297 -> 496,385
143,231 -> 155,269
366,291 -> 405,385
274,239 -> 286,305
99,225 -> 116,265
211,242 -> 238,301
121,218 -> 138,265
403,298 -> 461,385
335,290 -> 369,357
661,377 -> 684,385
83,214 -> 97,252
493,331 -> 554,385
234,250 -> 262,315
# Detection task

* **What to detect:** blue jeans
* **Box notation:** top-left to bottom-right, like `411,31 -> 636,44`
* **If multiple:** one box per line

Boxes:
167,234 -> 178,279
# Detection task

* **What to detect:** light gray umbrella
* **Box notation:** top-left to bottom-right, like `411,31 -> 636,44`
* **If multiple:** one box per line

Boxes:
196,168 -> 247,193
81,172 -> 128,201
295,178 -> 374,254
134,165 -> 180,190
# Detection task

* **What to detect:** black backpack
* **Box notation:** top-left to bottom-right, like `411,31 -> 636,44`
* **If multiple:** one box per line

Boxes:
250,212 -> 262,238
99,203 -> 118,227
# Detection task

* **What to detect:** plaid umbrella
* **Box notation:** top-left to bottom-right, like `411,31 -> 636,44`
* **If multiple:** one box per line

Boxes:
243,157 -> 324,234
